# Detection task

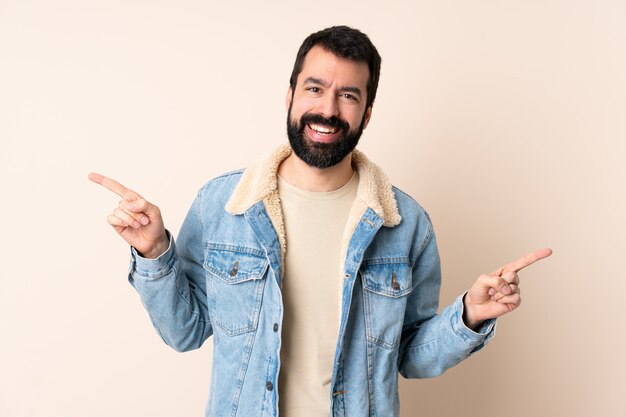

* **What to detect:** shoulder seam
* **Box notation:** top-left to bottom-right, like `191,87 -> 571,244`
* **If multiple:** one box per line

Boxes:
194,169 -> 245,227
198,169 -> 244,192
391,185 -> 418,205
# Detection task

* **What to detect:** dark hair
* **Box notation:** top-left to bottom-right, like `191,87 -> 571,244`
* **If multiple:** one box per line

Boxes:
289,26 -> 382,110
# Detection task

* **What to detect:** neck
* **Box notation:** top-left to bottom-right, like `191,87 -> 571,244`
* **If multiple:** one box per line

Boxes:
278,151 -> 354,192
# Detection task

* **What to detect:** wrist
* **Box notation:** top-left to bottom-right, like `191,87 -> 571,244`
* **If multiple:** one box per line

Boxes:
140,235 -> 170,259
463,293 -> 484,331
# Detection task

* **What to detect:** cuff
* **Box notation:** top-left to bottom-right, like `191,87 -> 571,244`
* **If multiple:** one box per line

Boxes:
128,231 -> 175,280
450,292 -> 496,352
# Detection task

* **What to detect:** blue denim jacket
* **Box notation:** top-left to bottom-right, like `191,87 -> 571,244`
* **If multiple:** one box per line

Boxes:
128,145 -> 495,417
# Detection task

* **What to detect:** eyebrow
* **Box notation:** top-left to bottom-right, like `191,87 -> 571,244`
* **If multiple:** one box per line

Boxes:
303,76 -> 363,98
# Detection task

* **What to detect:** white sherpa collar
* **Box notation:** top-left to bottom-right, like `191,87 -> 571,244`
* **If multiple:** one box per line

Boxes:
225,144 -> 402,227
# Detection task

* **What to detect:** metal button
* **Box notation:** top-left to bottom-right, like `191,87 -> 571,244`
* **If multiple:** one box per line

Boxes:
229,260 -> 239,276
266,381 -> 274,391
273,323 -> 279,332
391,272 -> 400,291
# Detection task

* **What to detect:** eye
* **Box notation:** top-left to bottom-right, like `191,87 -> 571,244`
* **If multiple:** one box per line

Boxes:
340,93 -> 358,102
306,87 -> 321,93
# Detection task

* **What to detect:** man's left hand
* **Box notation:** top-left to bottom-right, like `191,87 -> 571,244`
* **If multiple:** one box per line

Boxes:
463,248 -> 553,330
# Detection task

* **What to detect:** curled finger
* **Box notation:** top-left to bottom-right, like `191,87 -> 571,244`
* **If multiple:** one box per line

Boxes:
119,198 -> 151,225
497,293 -> 522,308
493,284 -> 520,301
107,214 -> 128,228
107,214 -> 129,234
114,207 -> 141,229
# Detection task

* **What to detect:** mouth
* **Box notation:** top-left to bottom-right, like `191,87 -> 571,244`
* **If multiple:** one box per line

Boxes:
308,123 -> 338,134
305,123 -> 342,143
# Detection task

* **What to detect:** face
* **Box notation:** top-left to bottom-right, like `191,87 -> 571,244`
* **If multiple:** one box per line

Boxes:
286,46 -> 373,168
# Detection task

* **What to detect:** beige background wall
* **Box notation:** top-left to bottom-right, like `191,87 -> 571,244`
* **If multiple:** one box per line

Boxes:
1,1 -> 624,416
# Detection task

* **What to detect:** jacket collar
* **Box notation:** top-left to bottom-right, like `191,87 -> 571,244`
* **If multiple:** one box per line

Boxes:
225,144 -> 401,227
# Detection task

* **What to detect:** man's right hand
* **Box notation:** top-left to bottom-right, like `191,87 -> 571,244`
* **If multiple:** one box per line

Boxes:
88,173 -> 169,259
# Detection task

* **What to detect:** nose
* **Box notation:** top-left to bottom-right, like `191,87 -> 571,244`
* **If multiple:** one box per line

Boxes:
319,93 -> 339,118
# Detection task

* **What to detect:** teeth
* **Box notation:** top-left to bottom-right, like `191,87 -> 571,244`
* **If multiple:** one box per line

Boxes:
309,124 -> 337,134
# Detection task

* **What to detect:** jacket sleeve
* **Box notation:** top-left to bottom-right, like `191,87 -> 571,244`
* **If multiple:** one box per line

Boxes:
397,217 -> 496,378
127,192 -> 212,352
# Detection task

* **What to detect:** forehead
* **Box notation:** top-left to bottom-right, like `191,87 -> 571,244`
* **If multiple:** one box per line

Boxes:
297,45 -> 370,89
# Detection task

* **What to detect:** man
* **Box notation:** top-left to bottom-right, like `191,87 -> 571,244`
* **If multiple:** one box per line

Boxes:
89,26 -> 551,417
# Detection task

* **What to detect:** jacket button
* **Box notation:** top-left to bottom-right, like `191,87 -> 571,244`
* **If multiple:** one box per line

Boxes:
229,261 -> 239,276
391,272 -> 400,290
266,381 -> 274,391
273,323 -> 279,332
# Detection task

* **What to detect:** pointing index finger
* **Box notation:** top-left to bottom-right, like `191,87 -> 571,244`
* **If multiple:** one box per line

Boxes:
88,172 -> 141,200
497,248 -> 553,275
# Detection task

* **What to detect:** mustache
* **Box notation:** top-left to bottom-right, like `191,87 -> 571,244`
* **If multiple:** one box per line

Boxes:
299,113 -> 350,133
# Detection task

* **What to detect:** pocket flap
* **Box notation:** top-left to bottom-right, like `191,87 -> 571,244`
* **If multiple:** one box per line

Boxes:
204,247 -> 268,284
361,261 -> 412,298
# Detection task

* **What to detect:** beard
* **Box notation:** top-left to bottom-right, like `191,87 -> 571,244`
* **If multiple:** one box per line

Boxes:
286,104 -> 366,169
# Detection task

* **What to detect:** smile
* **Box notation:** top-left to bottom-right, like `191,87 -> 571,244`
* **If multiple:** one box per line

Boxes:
308,123 -> 338,134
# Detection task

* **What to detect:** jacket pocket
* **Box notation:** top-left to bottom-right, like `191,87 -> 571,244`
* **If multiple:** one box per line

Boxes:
361,260 -> 412,350
204,245 -> 269,337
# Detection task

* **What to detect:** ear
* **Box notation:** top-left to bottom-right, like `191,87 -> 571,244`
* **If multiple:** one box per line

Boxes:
285,86 -> 293,111
362,105 -> 373,129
